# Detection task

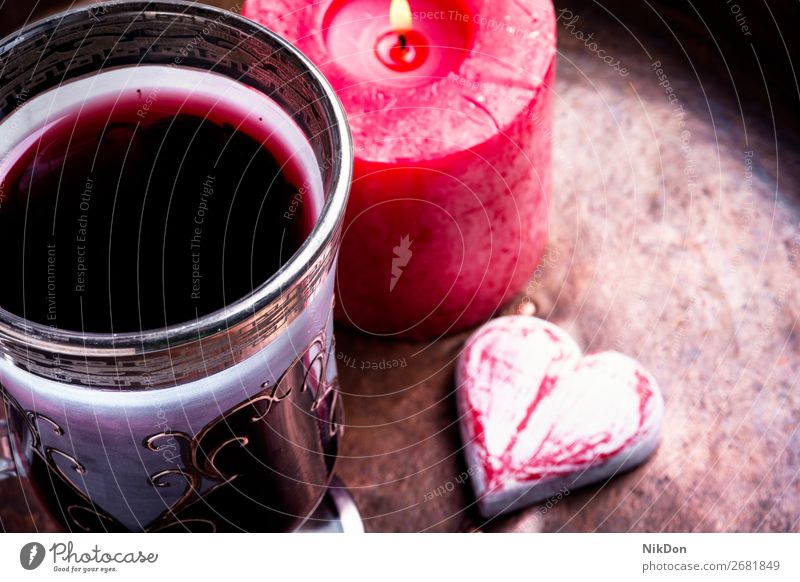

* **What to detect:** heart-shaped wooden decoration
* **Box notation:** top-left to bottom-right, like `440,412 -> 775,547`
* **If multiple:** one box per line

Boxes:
457,316 -> 663,518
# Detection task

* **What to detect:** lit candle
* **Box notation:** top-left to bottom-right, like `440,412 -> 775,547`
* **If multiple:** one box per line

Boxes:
318,0 -> 471,87
243,0 -> 556,339
376,0 -> 428,72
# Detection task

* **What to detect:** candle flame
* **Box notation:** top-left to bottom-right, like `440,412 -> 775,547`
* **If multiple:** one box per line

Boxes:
390,0 -> 413,31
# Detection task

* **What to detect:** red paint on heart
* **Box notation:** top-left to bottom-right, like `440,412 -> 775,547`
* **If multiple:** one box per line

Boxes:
635,370 -> 655,420
457,316 -> 663,515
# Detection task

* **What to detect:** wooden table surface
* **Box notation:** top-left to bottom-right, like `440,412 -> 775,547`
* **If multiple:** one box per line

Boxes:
1,0 -> 798,533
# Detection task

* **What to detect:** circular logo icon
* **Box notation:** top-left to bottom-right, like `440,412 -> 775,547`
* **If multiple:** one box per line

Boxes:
19,542 -> 46,570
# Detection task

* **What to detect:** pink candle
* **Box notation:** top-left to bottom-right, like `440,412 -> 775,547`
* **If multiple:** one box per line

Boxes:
243,0 -> 556,339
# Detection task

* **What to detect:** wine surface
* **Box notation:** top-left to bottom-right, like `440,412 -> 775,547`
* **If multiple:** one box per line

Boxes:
0,67 -> 321,333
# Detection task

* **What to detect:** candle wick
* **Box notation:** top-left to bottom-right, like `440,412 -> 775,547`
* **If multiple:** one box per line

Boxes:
398,33 -> 407,51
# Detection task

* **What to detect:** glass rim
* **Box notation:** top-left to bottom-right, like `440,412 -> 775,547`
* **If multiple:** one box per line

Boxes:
0,1 -> 353,368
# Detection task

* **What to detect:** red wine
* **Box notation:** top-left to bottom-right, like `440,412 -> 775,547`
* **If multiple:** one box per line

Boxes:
0,78 -> 320,333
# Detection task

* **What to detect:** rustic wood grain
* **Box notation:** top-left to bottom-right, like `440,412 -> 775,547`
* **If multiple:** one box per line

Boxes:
1,0 -> 798,533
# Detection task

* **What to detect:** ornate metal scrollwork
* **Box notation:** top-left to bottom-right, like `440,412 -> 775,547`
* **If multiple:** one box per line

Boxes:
27,411 -> 64,440
141,327 -> 341,532
1,309 -> 341,532
66,503 -> 119,533
1,381 -> 120,531
46,447 -> 86,476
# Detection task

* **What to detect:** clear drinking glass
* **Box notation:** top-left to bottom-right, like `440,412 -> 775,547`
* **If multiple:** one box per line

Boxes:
0,1 -> 353,532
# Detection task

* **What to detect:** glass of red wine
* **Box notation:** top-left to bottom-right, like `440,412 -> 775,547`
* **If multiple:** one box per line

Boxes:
0,1 -> 354,532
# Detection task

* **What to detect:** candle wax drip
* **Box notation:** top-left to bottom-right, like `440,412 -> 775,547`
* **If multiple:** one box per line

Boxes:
375,30 -> 429,72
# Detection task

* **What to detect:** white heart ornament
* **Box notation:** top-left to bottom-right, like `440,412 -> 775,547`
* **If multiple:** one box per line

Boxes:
457,316 -> 663,518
